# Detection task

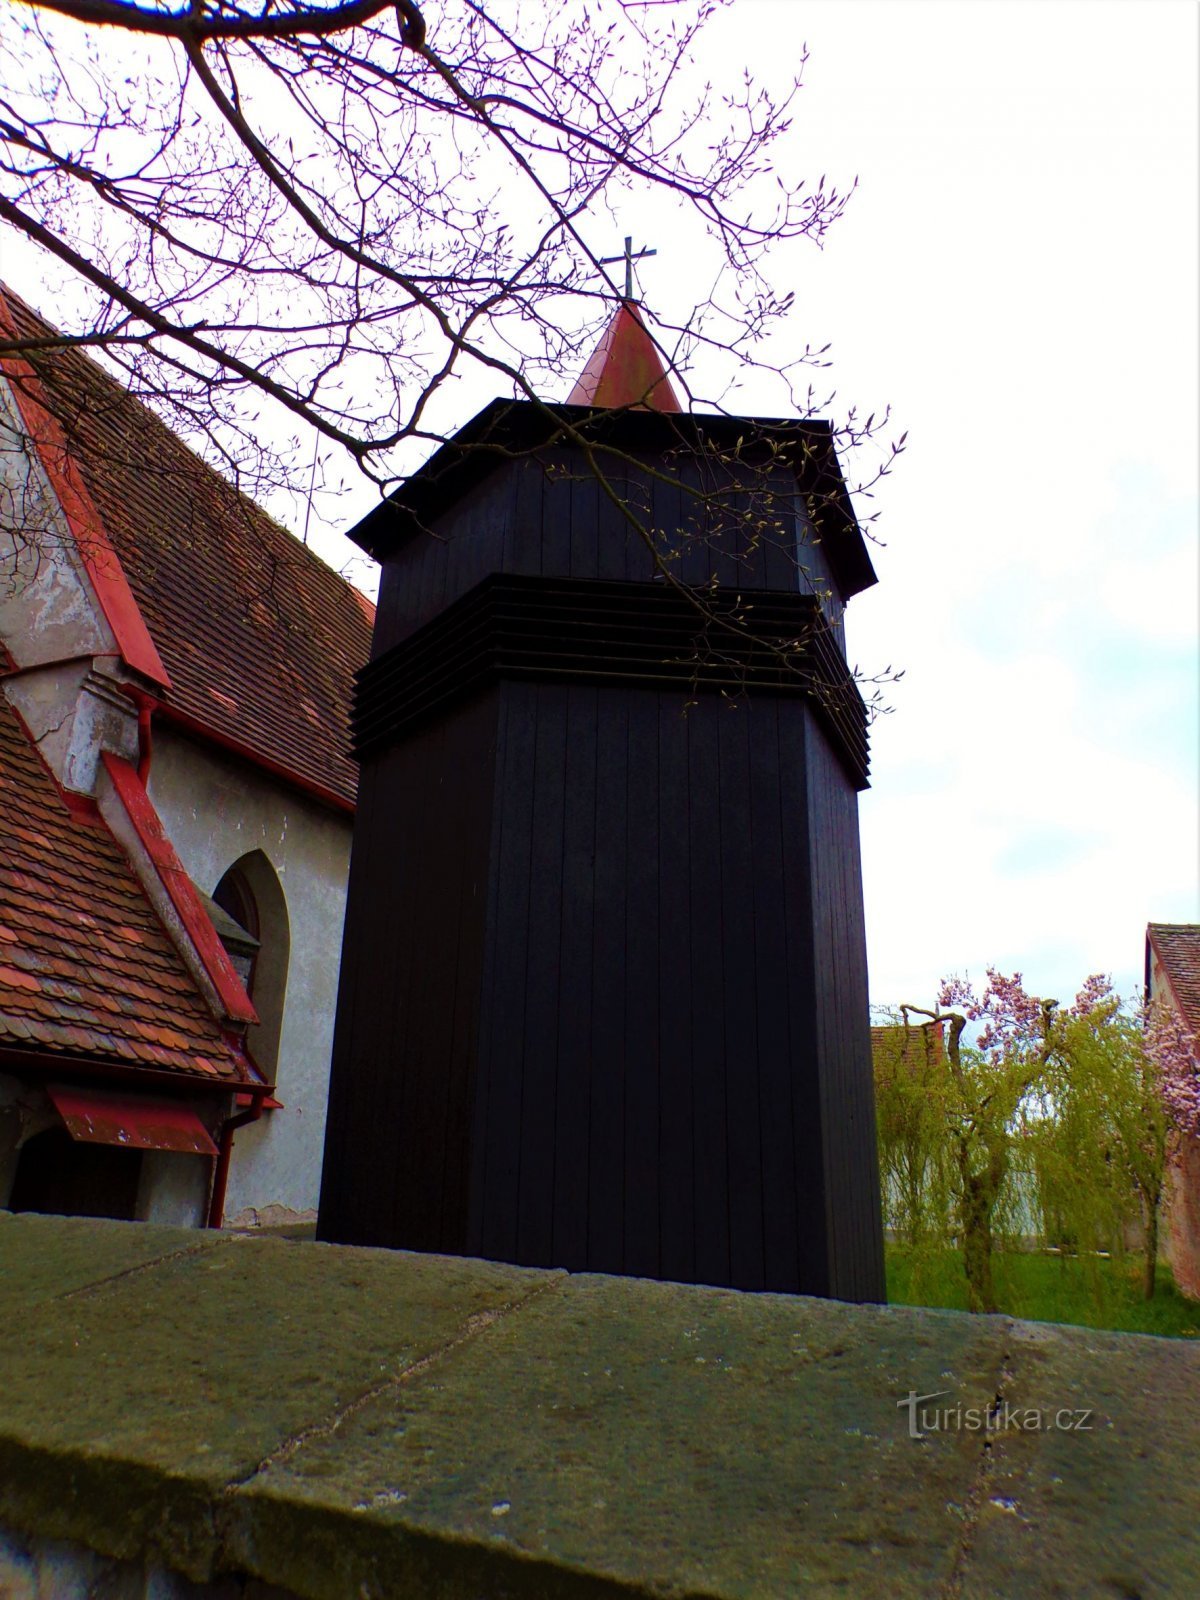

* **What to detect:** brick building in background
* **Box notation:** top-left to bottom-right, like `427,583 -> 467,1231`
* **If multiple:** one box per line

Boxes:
1147,922 -> 1200,1299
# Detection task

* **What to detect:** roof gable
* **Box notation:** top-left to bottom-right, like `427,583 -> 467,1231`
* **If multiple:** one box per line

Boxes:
0,288 -> 373,810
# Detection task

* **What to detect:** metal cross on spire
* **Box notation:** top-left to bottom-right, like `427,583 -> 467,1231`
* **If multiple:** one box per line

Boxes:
599,235 -> 657,301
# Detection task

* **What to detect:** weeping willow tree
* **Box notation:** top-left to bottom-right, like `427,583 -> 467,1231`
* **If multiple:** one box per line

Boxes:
875,976 -> 1058,1313
1032,982 -> 1172,1301
874,972 -> 1176,1314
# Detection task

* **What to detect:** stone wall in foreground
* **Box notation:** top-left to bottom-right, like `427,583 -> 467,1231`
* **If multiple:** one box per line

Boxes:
1,1211 -> 1198,1600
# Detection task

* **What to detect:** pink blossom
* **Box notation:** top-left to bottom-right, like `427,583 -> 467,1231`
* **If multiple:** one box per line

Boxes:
1147,999 -> 1200,1141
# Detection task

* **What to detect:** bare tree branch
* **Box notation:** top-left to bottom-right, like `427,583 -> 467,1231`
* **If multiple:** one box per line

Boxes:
1,0 -> 904,706
14,0 -> 415,46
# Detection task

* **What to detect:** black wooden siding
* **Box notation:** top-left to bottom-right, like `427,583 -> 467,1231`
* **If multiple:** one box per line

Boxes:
317,689 -> 500,1251
322,435 -> 884,1304
372,453 -> 840,660
803,715 -> 886,1300
322,670 -> 884,1301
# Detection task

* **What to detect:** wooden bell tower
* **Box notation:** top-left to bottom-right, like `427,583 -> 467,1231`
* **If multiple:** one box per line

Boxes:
318,298 -> 886,1302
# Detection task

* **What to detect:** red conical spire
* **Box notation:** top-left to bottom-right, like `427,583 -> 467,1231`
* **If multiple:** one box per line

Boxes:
567,300 -> 682,412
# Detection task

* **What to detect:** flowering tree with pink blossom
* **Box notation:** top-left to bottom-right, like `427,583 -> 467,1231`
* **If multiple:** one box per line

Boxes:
1148,1000 -> 1200,1142
875,969 -> 1191,1312
883,972 -> 1061,1313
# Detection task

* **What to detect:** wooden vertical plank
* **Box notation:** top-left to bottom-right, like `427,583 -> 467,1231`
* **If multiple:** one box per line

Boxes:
367,563 -> 404,660
760,466 -> 798,593
539,450 -> 573,579
622,692 -> 661,1279
717,701 -> 765,1291
656,691 -> 694,1283
595,460 -> 631,584
806,718 -> 849,1296
588,686 -> 628,1272
710,481 -> 745,593
777,700 -> 829,1295
646,460 -> 683,585
747,698 -> 801,1292
414,515 -> 450,636
386,721 -> 448,1249
567,452 -> 600,583
687,699 -> 730,1287
620,460 -> 654,582
324,735 -> 424,1247
466,688 -> 509,1256
516,683 -> 568,1265
553,683 -> 597,1268
679,453 -> 714,590
804,716 -> 884,1302
474,682 -> 537,1264
454,474 -> 512,603
439,689 -> 501,1253
509,458 -> 545,576
439,485 -> 474,621
395,713 -> 459,1251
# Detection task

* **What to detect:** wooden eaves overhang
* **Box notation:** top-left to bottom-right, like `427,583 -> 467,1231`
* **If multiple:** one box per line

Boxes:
349,399 -> 878,603
349,400 -> 877,790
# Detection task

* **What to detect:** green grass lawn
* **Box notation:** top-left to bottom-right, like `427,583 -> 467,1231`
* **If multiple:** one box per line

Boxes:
886,1245 -> 1200,1338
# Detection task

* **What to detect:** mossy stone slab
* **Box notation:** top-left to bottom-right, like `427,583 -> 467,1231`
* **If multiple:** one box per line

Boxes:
958,1318 -> 1200,1598
0,1220 -> 555,1582
0,1210 -> 221,1309
5,1218 -> 1197,1600
232,1272 -> 1013,1600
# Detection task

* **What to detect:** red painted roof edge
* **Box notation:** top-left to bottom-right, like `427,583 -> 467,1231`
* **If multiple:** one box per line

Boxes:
156,701 -> 356,815
46,1081 -> 220,1157
0,294 -> 170,691
98,750 -> 259,1026
0,1041 -> 249,1092
567,300 -> 683,413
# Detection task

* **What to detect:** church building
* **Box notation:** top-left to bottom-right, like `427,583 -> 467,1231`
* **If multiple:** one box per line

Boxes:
0,286 -> 372,1228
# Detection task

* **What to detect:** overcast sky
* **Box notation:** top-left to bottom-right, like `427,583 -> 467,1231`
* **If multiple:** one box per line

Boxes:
306,0 -> 1197,1010
742,0 -> 1200,1011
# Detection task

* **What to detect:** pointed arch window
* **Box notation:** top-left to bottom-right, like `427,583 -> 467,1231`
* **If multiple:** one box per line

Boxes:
212,852 -> 290,1088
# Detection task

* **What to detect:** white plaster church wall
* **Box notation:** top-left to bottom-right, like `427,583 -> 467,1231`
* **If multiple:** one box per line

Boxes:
0,378 -> 115,669
147,725 -> 353,1226
137,1147 -> 215,1228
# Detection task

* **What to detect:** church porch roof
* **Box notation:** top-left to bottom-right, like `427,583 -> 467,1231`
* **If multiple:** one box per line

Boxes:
0,694 -> 251,1085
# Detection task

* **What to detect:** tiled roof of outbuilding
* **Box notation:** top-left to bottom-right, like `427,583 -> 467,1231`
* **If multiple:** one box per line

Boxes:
0,696 -> 250,1083
0,288 -> 373,810
1148,923 -> 1200,1038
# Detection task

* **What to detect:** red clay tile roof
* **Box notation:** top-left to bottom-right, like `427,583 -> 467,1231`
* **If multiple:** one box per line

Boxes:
0,288 -> 373,809
0,695 -> 250,1083
1148,923 -> 1200,1038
